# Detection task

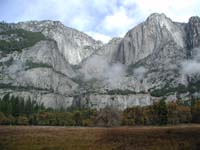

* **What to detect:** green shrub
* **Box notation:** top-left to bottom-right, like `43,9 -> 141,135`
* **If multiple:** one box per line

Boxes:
0,112 -> 12,125
16,116 -> 29,125
150,84 -> 188,97
96,106 -> 121,127
107,89 -> 136,95
0,28 -> 45,53
25,61 -> 51,70
191,100 -> 200,123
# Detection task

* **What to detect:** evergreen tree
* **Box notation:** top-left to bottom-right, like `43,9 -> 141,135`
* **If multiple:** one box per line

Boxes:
158,99 -> 168,125
19,98 -> 25,114
14,97 -> 20,116
191,100 -> 200,123
73,111 -> 82,126
0,93 -> 10,114
25,98 -> 32,115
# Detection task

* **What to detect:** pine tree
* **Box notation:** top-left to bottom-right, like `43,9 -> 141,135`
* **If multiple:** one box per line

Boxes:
19,98 -> 25,114
158,99 -> 168,125
0,93 -> 10,114
25,98 -> 32,115
14,97 -> 20,116
191,100 -> 200,123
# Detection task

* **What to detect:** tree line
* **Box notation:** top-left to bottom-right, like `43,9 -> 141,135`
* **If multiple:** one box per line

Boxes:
0,94 -> 200,126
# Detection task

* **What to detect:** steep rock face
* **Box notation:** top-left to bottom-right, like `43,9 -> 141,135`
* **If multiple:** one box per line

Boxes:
70,14 -> 200,110
129,40 -> 188,89
115,13 -> 186,65
1,13 -> 200,110
15,68 -> 77,95
96,38 -> 122,62
16,21 -> 102,64
185,16 -> 200,50
110,13 -> 190,93
73,94 -> 152,110
20,40 -> 75,77
0,39 -> 78,108
0,90 -> 74,109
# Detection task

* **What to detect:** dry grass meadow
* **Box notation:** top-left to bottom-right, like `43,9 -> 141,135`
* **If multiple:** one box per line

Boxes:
0,125 -> 200,150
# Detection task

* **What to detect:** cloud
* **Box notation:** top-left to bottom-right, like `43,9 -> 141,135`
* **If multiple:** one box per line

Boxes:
106,63 -> 127,87
134,66 -> 148,80
80,55 -> 127,87
71,15 -> 94,31
182,60 -> 200,75
86,31 -> 111,43
0,0 -> 200,39
101,7 -> 135,36
131,0 -> 200,22
80,55 -> 109,80
181,48 -> 200,76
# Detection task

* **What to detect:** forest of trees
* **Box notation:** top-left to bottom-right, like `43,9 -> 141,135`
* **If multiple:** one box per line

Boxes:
0,94 -> 200,126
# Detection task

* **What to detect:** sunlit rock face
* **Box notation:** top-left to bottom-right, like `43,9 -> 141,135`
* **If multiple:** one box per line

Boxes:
73,94 -> 152,110
16,20 -> 102,65
5,40 -> 77,89
111,13 -> 189,93
0,13 -> 200,110
0,39 -> 78,108
115,13 -> 186,65
20,40 -> 76,77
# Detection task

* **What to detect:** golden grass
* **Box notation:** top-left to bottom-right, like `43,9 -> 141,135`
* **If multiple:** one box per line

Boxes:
0,125 -> 200,150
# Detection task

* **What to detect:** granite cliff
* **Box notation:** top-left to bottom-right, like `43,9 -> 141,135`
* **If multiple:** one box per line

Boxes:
0,13 -> 200,110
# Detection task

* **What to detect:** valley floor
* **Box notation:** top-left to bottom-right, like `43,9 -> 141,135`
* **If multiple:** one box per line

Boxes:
0,125 -> 200,150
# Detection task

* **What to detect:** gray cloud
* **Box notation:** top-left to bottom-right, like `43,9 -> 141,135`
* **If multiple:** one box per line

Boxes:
181,48 -> 200,76
133,66 -> 148,80
1,0 -> 200,43
106,63 -> 127,87
80,55 -> 109,80
80,55 -> 127,87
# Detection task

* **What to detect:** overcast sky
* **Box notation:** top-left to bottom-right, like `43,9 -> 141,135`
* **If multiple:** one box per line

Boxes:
1,0 -> 200,43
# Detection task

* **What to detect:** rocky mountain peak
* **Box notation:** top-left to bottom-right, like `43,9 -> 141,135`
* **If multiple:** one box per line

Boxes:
16,20 -> 102,65
188,16 -> 200,23
17,20 -> 64,32
146,13 -> 173,27
115,13 -> 185,65
146,13 -> 168,21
